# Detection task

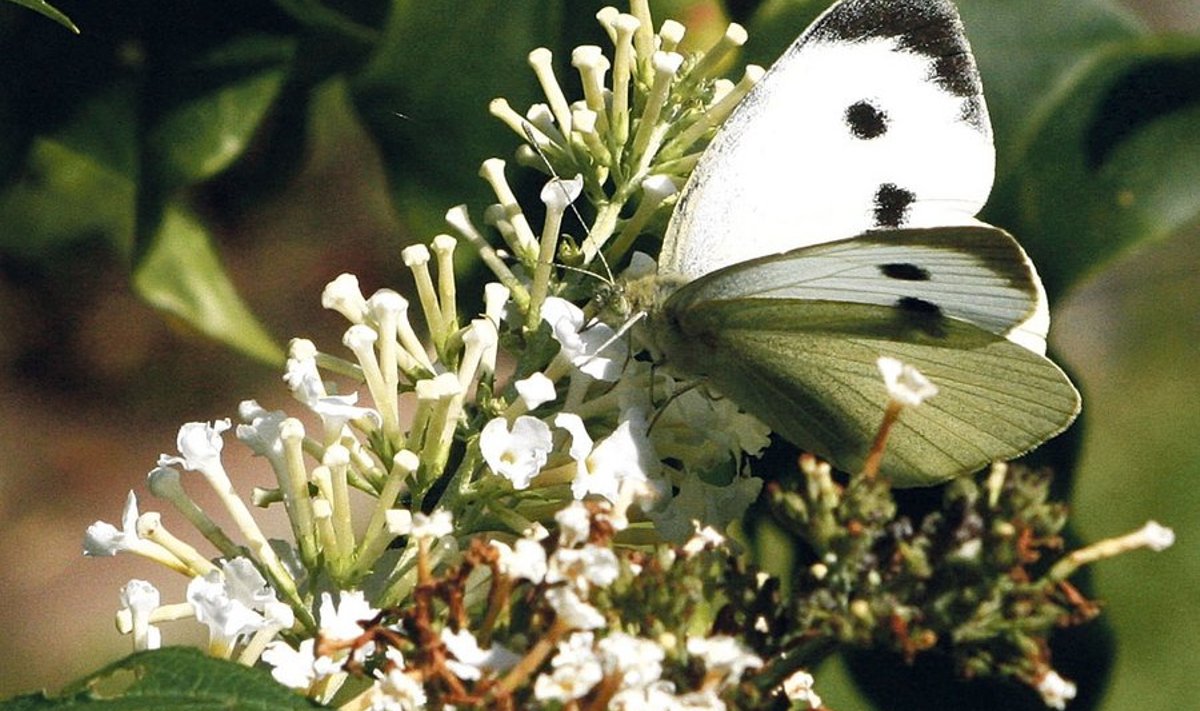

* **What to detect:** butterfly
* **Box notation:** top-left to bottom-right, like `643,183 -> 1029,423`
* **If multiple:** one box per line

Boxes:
636,0 -> 1080,486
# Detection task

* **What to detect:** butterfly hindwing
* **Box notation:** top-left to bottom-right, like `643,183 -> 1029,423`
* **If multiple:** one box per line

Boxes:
659,0 -> 994,281
658,297 -> 1079,486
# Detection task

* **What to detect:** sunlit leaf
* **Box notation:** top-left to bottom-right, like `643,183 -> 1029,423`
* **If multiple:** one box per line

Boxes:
133,205 -> 284,365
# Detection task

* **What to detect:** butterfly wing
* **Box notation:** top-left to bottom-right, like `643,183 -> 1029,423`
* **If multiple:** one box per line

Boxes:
657,228 -> 1080,485
660,0 -> 994,282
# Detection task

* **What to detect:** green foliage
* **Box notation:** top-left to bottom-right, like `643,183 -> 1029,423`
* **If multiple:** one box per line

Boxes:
6,0 -> 77,33
0,647 -> 324,710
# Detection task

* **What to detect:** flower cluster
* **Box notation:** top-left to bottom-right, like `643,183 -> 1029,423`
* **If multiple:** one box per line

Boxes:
79,2 -> 1174,709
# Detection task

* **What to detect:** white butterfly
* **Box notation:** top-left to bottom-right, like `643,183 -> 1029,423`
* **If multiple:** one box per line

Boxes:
638,0 -> 1080,486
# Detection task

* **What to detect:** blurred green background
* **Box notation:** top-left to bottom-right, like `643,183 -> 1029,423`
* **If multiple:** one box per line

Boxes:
0,0 -> 1196,708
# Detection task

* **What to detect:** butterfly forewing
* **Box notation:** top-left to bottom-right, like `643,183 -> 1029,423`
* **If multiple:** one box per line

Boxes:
660,0 -> 994,281
665,226 -> 1042,350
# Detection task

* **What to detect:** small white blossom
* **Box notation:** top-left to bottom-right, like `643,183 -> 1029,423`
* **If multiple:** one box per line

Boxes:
262,638 -> 322,690
686,635 -> 763,685
541,296 -> 624,381
319,590 -> 378,644
555,412 -> 652,503
547,545 -> 620,591
160,419 -> 232,475
283,340 -> 382,434
781,669 -> 822,709
682,523 -> 726,557
322,273 -> 369,324
514,372 -> 557,410
188,562 -> 275,655
440,628 -> 520,681
1036,669 -> 1077,710
1138,520 -> 1176,551
598,632 -> 665,688
480,415 -> 553,489
611,681 -> 684,710
84,491 -> 142,556
119,579 -> 161,651
877,356 -> 938,406
492,537 -> 549,583
533,631 -> 603,702
555,500 -> 592,548
546,586 -> 606,630
371,666 -> 427,711
234,401 -> 287,469
411,510 -> 454,539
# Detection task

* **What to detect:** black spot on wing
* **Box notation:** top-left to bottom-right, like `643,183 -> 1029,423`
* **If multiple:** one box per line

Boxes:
845,100 -> 888,139
880,263 -> 931,281
896,296 -> 946,338
806,0 -> 988,130
873,183 -> 915,227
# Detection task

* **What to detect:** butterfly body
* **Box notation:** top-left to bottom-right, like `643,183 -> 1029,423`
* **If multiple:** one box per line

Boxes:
639,0 -> 1080,485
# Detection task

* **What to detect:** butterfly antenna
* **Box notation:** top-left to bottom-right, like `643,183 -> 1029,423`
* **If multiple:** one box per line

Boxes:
520,122 -> 617,286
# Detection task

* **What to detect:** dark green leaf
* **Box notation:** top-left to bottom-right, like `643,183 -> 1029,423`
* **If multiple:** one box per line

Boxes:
986,36 -> 1200,295
133,205 -> 284,365
0,647 -> 324,709
143,35 -> 296,190
6,0 -> 78,34
350,0 -> 560,236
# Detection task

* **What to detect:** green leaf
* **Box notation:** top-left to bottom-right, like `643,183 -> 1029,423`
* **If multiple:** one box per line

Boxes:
6,0 -> 79,34
986,36 -> 1200,295
142,35 -> 296,190
0,647 -> 324,709
349,0 -> 560,236
0,85 -> 137,257
133,205 -> 284,365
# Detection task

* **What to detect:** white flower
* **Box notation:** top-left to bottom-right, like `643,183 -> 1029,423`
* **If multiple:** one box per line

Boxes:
160,419 -> 232,475
480,415 -> 553,489
555,500 -> 592,548
188,562 -> 275,655
322,273 -> 369,324
547,545 -> 620,591
411,510 -> 454,539
119,579 -> 162,651
262,638 -> 321,690
1138,520 -> 1176,551
781,669 -> 822,709
371,667 -> 427,710
514,372 -> 557,410
681,523 -> 726,557
440,628 -> 520,681
282,341 -> 381,432
554,412 -> 653,503
686,635 -> 762,684
646,382 -> 770,471
598,632 -> 665,689
877,356 -> 938,406
319,590 -> 378,644
533,631 -> 603,702
546,586 -> 606,630
541,296 -> 624,381
234,401 -> 288,469
84,491 -> 142,556
492,537 -> 548,583
1035,669 -> 1077,710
